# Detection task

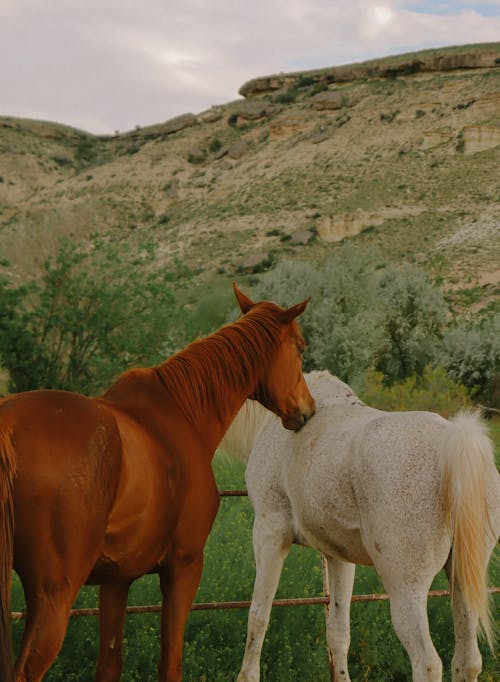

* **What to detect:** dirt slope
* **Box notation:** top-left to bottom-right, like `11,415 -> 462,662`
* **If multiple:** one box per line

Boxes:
0,43 -> 499,307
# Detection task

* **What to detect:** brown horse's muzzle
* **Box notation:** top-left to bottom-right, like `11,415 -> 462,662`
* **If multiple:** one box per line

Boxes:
281,397 -> 316,431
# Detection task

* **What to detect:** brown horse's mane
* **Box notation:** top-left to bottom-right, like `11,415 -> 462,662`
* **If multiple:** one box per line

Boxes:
154,303 -> 284,426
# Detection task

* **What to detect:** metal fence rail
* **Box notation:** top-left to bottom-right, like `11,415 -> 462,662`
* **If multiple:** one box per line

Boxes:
10,587 -> 500,621
9,489 -> 500,679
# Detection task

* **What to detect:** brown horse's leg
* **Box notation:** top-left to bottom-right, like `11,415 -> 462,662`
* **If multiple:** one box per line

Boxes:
157,554 -> 204,682
14,585 -> 78,682
95,581 -> 130,682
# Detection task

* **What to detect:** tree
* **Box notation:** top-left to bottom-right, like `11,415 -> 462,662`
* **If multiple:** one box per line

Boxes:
255,249 -> 453,386
256,245 -> 386,383
437,315 -> 500,405
374,264 -> 449,383
0,237 -> 183,394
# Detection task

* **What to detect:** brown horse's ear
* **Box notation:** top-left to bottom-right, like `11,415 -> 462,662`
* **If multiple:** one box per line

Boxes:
281,297 -> 311,324
233,282 -> 255,314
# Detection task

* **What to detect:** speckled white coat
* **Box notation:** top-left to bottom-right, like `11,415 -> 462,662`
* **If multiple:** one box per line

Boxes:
220,371 -> 500,682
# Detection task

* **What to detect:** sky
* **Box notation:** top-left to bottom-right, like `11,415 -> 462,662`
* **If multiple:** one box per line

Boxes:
0,0 -> 499,135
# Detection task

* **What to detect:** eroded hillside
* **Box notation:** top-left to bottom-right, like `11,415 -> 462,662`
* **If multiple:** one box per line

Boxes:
1,43 -> 499,309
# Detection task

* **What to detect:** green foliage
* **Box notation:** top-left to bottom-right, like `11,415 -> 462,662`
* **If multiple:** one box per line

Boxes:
187,148 -> 207,164
309,82 -> 329,95
255,247 -> 449,385
183,283 -> 237,337
74,135 -> 98,164
380,110 -> 399,123
0,237 -> 184,394
296,75 -> 316,88
208,137 -> 223,153
255,246 -> 381,382
358,365 -> 471,417
255,249 -> 498,405
274,87 -> 299,104
238,252 -> 276,275
374,264 -> 448,382
436,315 -> 500,404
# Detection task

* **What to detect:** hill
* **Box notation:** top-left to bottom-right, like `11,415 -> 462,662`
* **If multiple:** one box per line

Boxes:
0,42 -> 499,310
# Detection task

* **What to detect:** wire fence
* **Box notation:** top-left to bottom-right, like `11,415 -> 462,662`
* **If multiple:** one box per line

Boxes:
10,489 -> 500,679
12,587 -> 500,622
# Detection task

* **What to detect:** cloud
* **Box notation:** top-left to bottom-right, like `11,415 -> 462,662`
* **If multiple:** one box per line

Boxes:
0,0 -> 498,133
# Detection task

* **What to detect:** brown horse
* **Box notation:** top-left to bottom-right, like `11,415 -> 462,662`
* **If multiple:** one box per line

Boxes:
0,284 -> 315,682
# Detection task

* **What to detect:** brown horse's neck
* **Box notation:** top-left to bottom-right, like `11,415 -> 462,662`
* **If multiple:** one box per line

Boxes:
101,305 -> 283,457
153,305 -> 283,455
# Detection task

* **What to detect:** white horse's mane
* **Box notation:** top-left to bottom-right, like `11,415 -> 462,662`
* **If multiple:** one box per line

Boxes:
218,399 -> 274,463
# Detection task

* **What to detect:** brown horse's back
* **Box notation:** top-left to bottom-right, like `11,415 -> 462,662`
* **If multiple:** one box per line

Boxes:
1,390 -> 122,587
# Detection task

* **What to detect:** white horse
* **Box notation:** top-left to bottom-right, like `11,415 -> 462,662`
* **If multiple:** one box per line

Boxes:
219,371 -> 500,682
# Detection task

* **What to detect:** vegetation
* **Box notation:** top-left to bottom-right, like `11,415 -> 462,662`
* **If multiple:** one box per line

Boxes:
438,315 -> 500,404
0,238 -> 187,394
2,43 -> 499,299
359,365 -> 471,418
255,245 -> 499,403
2,240 -> 499,679
2,40 -> 500,671
1,240 -> 497,402
274,87 -> 299,104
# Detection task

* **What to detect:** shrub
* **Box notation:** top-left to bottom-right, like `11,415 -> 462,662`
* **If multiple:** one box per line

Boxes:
74,136 -> 98,164
374,264 -> 448,383
208,137 -> 223,153
309,82 -> 329,96
437,315 -> 500,405
358,365 -> 471,417
0,237 -> 184,394
380,110 -> 399,123
274,87 -> 299,104
256,248 -> 450,386
296,75 -> 316,88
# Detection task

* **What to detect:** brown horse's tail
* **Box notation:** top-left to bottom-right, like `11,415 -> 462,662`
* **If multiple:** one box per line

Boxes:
440,411 -> 498,651
0,425 -> 15,680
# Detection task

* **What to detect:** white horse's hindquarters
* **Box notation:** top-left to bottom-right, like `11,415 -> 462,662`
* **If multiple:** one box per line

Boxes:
351,411 -> 454,583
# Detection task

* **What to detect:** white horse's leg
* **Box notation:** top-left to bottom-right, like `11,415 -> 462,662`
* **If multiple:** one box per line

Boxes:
237,517 -> 292,682
325,558 -> 355,682
387,586 -> 443,682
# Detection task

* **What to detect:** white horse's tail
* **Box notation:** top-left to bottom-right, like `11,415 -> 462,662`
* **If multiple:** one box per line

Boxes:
440,410 -> 497,649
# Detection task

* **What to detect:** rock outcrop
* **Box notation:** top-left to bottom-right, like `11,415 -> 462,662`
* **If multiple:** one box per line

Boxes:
310,91 -> 345,110
239,45 -> 500,97
316,207 -> 426,242
463,125 -> 500,154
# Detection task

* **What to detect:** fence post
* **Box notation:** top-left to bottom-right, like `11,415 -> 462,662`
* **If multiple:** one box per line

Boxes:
321,555 -> 335,681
